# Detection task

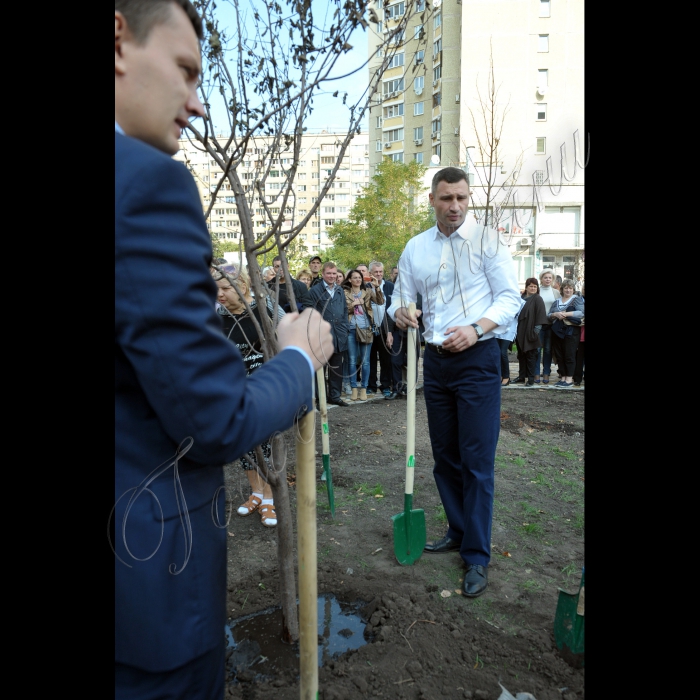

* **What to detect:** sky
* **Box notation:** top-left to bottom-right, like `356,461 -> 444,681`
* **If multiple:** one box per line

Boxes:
202,1 -> 371,136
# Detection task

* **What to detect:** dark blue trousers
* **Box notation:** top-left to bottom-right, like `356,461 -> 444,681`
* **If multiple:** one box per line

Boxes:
115,640 -> 225,700
423,339 -> 501,567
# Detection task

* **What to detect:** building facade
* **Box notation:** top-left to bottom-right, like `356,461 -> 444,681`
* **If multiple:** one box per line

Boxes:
173,131 -> 370,259
368,0 -> 584,286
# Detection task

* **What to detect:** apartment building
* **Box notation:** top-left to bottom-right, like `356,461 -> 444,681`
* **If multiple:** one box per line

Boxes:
173,131 -> 370,257
368,0 -> 584,285
368,0 -> 462,170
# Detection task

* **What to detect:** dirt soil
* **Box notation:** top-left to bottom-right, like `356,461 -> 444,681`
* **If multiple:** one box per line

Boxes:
222,369 -> 585,700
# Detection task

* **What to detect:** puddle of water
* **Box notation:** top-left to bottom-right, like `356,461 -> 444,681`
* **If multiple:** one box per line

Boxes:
225,594 -> 368,682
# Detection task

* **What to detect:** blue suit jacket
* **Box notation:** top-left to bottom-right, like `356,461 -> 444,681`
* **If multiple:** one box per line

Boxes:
115,133 -> 313,671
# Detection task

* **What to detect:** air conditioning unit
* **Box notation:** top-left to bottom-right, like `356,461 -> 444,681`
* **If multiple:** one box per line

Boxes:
454,127 -> 459,135
414,139 -> 423,146
432,80 -> 438,87
431,131 -> 440,140
385,142 -> 392,148
520,237 -> 533,246
455,93 -> 460,103
415,88 -> 423,95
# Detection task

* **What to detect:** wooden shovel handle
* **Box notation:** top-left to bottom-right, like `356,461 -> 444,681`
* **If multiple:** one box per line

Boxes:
405,303 -> 417,496
316,367 -> 330,454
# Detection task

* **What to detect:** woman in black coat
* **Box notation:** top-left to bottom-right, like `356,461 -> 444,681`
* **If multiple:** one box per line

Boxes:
512,278 -> 549,387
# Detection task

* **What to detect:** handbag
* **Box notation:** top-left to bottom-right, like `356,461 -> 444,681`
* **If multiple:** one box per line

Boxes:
355,326 -> 374,344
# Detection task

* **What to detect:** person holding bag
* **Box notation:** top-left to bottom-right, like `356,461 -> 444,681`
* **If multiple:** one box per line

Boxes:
343,269 -> 384,401
548,279 -> 585,388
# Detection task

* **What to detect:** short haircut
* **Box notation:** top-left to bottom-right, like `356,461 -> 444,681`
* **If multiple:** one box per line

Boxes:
561,278 -> 575,290
431,166 -> 468,195
272,255 -> 282,264
115,0 -> 203,43
524,277 -> 540,293
369,261 -> 384,272
322,261 -> 337,272
539,269 -> 555,281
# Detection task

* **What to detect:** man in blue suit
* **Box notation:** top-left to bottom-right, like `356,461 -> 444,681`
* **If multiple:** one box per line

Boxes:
115,2 -> 333,698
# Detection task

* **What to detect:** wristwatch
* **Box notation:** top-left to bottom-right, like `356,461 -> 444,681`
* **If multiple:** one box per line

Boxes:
470,323 -> 484,339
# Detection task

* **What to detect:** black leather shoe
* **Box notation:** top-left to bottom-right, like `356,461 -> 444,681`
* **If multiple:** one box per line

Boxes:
424,535 -> 461,553
384,391 -> 399,400
328,398 -> 349,407
462,564 -> 488,598
511,377 -> 525,384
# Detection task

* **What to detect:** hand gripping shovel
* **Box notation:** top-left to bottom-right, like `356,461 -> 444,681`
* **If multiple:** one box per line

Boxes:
315,367 -> 335,517
392,303 -> 426,565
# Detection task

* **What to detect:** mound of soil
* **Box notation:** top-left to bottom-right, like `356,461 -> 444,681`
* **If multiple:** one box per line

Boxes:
222,384 -> 584,700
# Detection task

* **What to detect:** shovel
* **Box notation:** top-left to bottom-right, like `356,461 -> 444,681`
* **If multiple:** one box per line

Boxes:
392,303 -> 426,565
315,367 -> 335,517
554,566 -> 585,668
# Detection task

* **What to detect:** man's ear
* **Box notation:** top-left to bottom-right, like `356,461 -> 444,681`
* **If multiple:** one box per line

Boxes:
115,12 -> 130,76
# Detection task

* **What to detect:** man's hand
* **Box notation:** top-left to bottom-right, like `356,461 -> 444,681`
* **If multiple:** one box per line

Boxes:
386,331 -> 393,349
277,308 -> 334,372
442,325 -> 478,352
394,306 -> 422,330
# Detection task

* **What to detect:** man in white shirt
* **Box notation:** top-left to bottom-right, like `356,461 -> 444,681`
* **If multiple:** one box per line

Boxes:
388,167 -> 520,598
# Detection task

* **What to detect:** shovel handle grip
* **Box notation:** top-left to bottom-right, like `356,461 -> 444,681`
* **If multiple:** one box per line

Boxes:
405,303 -> 417,496
315,367 -> 330,453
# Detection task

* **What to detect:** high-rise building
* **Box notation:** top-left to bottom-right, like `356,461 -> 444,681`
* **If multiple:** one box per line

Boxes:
173,131 -> 370,258
368,0 -> 461,170
368,0 -> 584,284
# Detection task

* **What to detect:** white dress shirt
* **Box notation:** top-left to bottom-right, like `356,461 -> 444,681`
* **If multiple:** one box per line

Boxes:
387,219 -> 521,345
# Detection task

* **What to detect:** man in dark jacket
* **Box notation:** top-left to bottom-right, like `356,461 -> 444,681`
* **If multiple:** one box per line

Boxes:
303,261 -> 350,406
309,255 -> 324,287
366,261 -> 395,396
269,255 -> 310,312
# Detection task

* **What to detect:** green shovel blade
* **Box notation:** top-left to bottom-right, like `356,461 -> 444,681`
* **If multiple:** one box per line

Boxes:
392,494 -> 426,566
322,453 -> 335,518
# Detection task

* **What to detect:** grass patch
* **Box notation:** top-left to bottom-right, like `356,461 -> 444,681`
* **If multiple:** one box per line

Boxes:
530,473 -> 551,488
521,522 -> 543,537
552,447 -> 578,461
434,504 -> 448,524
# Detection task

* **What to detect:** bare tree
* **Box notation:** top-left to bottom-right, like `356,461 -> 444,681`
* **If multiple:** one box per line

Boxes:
187,0 -> 425,642
466,39 -> 525,241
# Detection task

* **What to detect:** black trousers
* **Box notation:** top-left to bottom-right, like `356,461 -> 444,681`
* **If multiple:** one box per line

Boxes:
573,338 -> 585,383
551,327 -> 580,376
324,350 -> 345,401
516,343 -> 538,382
368,331 -> 392,391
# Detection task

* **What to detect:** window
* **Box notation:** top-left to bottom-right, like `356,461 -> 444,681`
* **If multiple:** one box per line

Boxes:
321,144 -> 333,152
415,76 -> 424,93
383,128 -> 404,143
297,184 -> 307,191
539,1 -> 550,18
225,196 -> 235,203
414,152 -> 424,164
433,38 -> 442,56
226,220 -> 235,227
388,52 -> 405,68
299,160 -> 306,167
536,103 -> 547,121
433,65 -> 441,82
386,2 -> 405,20
536,138 -> 546,154
376,116 -> 383,128
431,117 -> 441,135
225,208 -> 235,214
538,69 -> 548,87
321,156 -> 334,164
432,143 -> 441,158
414,101 -> 424,116
415,50 -> 424,64
298,172 -> 307,178
417,0 -> 425,9
269,170 -> 280,177
434,12 -> 441,29
312,172 -> 319,178
383,103 -> 404,118
215,208 -> 223,215
324,219 -> 335,226
433,92 -> 441,108
538,34 -> 549,52
324,207 -> 335,213
389,28 -> 405,44
386,152 -> 404,163
376,140 -> 383,152
377,21 -> 383,33
414,24 -> 424,39
383,77 -> 404,94
414,126 -> 424,140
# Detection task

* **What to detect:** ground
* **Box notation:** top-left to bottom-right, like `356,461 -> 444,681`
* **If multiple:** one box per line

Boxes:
221,356 -> 584,700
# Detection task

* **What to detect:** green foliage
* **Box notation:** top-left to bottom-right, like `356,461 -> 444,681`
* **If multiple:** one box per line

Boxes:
325,160 -> 435,269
